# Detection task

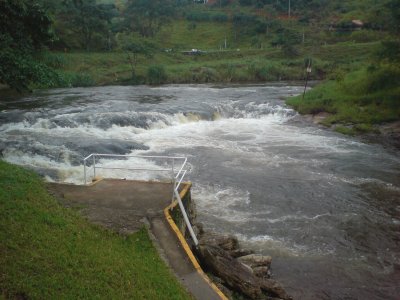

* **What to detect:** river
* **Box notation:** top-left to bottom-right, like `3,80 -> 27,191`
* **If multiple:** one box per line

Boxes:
0,84 -> 399,299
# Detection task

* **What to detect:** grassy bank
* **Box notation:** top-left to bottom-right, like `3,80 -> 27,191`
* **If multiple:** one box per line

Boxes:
0,160 -> 191,299
38,41 -> 377,88
286,64 -> 400,135
35,15 -> 380,89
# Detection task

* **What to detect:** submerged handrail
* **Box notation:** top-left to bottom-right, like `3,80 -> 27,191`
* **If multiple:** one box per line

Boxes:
82,153 -> 198,246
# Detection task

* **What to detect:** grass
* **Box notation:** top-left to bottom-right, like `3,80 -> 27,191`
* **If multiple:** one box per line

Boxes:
35,16 -> 381,88
40,40 -> 376,87
0,160 -> 191,299
286,64 -> 400,133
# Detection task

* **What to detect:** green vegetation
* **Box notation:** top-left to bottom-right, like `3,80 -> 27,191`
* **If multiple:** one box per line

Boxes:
1,0 -> 398,88
36,41 -> 378,87
0,160 -> 191,299
0,0 -> 399,133
0,1 -> 59,91
285,0 -> 400,133
286,64 -> 400,133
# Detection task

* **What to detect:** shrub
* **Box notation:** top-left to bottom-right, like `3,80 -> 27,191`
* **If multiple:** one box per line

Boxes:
147,65 -> 167,85
186,12 -> 210,22
212,14 -> 229,22
191,67 -> 218,83
41,52 -> 67,68
335,125 -> 356,135
57,72 -> 95,88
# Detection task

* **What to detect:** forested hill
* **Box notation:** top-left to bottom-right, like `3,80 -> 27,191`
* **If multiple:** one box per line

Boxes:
42,0 -> 399,52
0,0 -> 399,90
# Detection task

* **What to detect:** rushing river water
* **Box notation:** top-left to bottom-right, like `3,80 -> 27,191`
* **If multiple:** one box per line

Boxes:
1,84 -> 399,299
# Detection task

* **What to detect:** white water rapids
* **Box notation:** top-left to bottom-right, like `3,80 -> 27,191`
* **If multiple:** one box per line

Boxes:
0,84 -> 399,299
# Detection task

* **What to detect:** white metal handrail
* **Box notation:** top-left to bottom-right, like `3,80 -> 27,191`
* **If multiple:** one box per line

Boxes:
82,153 -> 198,245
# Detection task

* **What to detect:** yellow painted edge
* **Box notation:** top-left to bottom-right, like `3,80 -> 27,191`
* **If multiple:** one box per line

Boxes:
87,177 -> 104,186
164,182 -> 229,300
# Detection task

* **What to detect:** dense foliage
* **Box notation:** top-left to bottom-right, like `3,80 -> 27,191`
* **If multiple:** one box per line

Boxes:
0,0 -> 57,91
1,0 -> 399,97
55,0 -> 118,51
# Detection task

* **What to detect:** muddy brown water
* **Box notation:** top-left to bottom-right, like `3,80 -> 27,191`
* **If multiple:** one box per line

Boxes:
1,84 -> 399,299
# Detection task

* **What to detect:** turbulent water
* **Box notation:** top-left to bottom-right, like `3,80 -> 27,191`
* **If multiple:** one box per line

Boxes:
1,84 -> 399,299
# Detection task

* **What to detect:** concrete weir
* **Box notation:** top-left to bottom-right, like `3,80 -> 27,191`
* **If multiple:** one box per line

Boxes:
47,179 -> 225,300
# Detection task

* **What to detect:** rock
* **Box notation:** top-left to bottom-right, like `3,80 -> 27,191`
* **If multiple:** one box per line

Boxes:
194,223 -> 205,235
237,254 -> 272,268
229,248 -> 255,258
196,244 -> 263,299
195,230 -> 291,299
196,244 -> 291,300
253,266 -> 271,279
199,233 -> 239,251
312,112 -> 331,124
240,262 -> 254,274
258,278 -> 292,300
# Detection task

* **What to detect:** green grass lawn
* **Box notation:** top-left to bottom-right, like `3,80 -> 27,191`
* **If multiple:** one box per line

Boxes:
0,160 -> 191,299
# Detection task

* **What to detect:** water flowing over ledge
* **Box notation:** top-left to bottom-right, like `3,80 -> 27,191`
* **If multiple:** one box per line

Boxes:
1,84 -> 399,299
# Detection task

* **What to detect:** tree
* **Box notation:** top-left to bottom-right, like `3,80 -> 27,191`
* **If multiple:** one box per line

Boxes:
0,0 -> 57,91
125,0 -> 176,37
124,41 -> 155,78
386,0 -> 400,34
232,13 -> 258,41
58,0 -> 117,51
271,27 -> 301,56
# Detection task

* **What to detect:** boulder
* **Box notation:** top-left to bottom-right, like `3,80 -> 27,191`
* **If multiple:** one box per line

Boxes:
196,244 -> 263,299
196,244 -> 291,300
237,254 -> 272,268
258,278 -> 292,300
253,266 -> 271,279
194,223 -> 205,235
229,248 -> 255,258
199,233 -> 239,251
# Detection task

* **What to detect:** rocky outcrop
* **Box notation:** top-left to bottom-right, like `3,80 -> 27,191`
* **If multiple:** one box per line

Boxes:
194,229 -> 292,300
237,254 -> 272,269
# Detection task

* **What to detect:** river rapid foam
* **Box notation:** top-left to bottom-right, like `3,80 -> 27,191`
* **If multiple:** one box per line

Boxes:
1,84 -> 399,299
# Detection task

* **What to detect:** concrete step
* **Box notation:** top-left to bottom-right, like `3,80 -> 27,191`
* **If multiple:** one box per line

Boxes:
150,216 -> 222,300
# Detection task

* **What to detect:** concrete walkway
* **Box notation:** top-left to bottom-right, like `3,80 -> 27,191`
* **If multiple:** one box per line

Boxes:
47,179 -> 221,300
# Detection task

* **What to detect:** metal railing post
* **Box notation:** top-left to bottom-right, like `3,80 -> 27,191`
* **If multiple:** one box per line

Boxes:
175,189 -> 199,246
83,158 -> 87,185
93,154 -> 96,179
171,158 -> 176,203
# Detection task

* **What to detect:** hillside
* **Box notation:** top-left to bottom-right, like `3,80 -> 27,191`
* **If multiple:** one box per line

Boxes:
1,0 -> 399,134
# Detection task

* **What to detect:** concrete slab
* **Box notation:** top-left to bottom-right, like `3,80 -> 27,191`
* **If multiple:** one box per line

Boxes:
48,179 -> 173,234
48,179 -> 222,300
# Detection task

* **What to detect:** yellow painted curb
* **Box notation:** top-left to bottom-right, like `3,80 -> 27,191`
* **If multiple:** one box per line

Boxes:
87,176 -> 104,186
164,182 -> 229,300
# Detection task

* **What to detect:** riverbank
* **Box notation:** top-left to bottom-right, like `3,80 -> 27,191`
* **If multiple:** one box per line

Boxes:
286,65 -> 400,148
33,41 -> 377,89
0,160 -> 191,299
